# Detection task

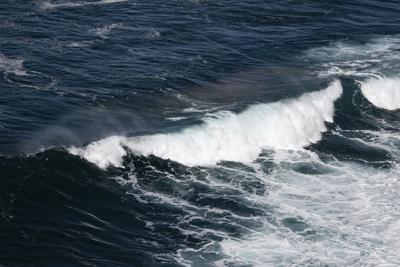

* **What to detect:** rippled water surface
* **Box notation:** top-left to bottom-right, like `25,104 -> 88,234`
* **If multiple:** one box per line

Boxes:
1,1 -> 400,266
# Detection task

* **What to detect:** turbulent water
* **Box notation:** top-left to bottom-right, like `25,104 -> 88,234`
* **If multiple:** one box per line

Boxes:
1,1 -> 400,266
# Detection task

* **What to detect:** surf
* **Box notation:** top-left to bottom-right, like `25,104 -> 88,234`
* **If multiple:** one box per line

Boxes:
359,76 -> 400,110
69,80 -> 343,168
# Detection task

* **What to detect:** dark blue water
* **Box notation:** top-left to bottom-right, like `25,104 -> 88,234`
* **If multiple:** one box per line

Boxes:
1,1 -> 400,266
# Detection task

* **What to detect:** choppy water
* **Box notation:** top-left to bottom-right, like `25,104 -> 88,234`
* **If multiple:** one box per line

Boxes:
1,1 -> 400,266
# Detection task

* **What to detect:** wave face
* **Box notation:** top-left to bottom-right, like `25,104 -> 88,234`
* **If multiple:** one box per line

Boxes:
359,76 -> 400,110
70,80 -> 342,168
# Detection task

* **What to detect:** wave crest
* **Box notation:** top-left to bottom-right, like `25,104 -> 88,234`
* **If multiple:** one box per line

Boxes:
359,76 -> 400,110
70,80 -> 343,168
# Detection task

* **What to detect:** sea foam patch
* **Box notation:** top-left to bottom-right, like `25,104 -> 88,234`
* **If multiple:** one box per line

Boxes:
0,53 -> 27,76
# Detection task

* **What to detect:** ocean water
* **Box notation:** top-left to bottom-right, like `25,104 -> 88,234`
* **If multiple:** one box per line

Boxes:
1,1 -> 400,266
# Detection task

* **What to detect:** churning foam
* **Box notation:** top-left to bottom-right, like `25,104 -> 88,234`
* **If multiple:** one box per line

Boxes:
70,80 -> 342,168
359,76 -> 400,110
218,154 -> 400,266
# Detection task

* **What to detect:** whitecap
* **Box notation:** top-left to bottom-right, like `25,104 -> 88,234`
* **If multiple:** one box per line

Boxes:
305,35 -> 400,78
359,76 -> 400,110
0,53 -> 27,76
69,80 -> 342,168
218,153 -> 400,267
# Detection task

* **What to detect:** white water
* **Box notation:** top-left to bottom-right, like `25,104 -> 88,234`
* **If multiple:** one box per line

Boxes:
305,36 -> 400,111
69,136 -> 128,169
39,0 -> 128,10
69,80 -> 342,168
91,23 -> 123,39
218,151 -> 400,266
305,35 -> 400,79
0,53 -> 27,76
89,24 -> 160,40
359,76 -> 400,110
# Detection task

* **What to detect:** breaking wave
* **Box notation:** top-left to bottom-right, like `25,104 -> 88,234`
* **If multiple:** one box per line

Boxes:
69,80 -> 343,168
359,76 -> 400,110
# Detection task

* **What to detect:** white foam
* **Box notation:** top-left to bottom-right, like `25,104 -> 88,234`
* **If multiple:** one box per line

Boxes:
90,23 -> 123,38
70,80 -> 342,168
99,0 -> 127,3
69,136 -> 128,169
359,76 -> 400,110
39,0 -> 128,10
0,53 -> 27,76
217,152 -> 400,266
89,24 -> 160,40
305,35 -> 400,79
66,41 -> 93,48
166,116 -> 186,121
